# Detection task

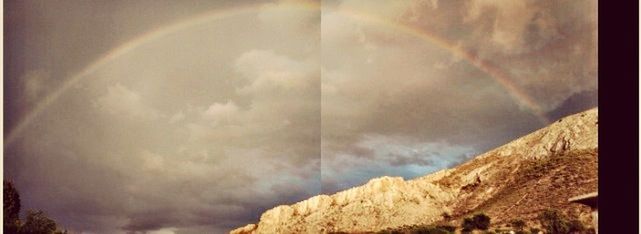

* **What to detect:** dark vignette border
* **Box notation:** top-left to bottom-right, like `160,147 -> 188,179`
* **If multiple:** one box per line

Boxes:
598,1 -> 639,233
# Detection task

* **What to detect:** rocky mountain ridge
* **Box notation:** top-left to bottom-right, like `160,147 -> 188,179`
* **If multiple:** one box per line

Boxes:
231,108 -> 598,234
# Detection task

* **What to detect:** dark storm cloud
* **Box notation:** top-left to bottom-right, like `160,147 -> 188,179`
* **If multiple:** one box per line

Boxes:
320,0 -> 596,192
545,89 -> 598,122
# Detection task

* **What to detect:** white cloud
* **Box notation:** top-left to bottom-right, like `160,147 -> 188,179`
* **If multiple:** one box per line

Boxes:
337,0 -> 420,22
234,50 -> 315,95
258,0 -> 318,29
94,83 -> 160,120
148,227 -> 177,234
428,0 -> 439,9
168,111 -> 186,124
465,0 -> 560,55
141,150 -> 165,171
203,100 -> 239,123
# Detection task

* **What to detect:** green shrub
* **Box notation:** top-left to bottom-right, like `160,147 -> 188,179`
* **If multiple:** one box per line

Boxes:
411,226 -> 450,234
461,213 -> 491,232
510,219 -> 526,231
435,225 -> 456,232
538,209 -> 569,234
375,230 -> 403,234
461,217 -> 475,231
537,209 -> 588,234
568,219 -> 586,233
472,213 -> 491,230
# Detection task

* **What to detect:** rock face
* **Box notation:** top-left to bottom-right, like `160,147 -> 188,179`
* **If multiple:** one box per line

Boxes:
230,108 -> 598,234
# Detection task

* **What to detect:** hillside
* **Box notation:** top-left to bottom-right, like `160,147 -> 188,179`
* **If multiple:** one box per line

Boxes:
231,108 -> 598,234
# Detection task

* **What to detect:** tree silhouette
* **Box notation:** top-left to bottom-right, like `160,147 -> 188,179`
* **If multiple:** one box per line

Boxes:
4,181 -> 21,234
3,180 -> 66,234
20,210 -> 58,234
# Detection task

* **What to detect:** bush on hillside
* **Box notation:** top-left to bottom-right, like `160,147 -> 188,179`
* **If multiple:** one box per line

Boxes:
537,209 -> 589,234
567,219 -> 586,233
412,226 -> 450,234
539,209 -> 569,233
510,219 -> 526,231
472,213 -> 491,230
461,217 -> 475,232
461,213 -> 491,232
435,225 -> 456,232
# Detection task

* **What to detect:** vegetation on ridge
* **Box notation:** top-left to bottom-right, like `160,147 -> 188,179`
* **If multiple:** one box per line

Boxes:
3,180 -> 68,234
365,209 -> 593,234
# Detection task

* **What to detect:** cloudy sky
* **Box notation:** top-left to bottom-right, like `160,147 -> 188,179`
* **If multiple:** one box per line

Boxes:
4,0 -> 596,233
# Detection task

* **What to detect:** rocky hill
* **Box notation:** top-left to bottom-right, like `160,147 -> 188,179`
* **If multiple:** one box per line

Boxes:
231,108 -> 598,234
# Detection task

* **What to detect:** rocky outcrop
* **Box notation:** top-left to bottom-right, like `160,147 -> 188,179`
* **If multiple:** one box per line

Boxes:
230,224 -> 257,234
231,108 -> 598,234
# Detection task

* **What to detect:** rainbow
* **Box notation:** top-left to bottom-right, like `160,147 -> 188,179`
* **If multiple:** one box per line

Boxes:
4,1 -> 319,148
330,7 -> 550,124
5,2 -> 549,149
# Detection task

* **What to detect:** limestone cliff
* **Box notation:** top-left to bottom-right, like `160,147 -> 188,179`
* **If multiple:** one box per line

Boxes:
231,108 -> 598,234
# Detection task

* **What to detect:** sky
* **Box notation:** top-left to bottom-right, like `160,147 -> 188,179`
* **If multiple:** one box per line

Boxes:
4,0 -> 597,233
